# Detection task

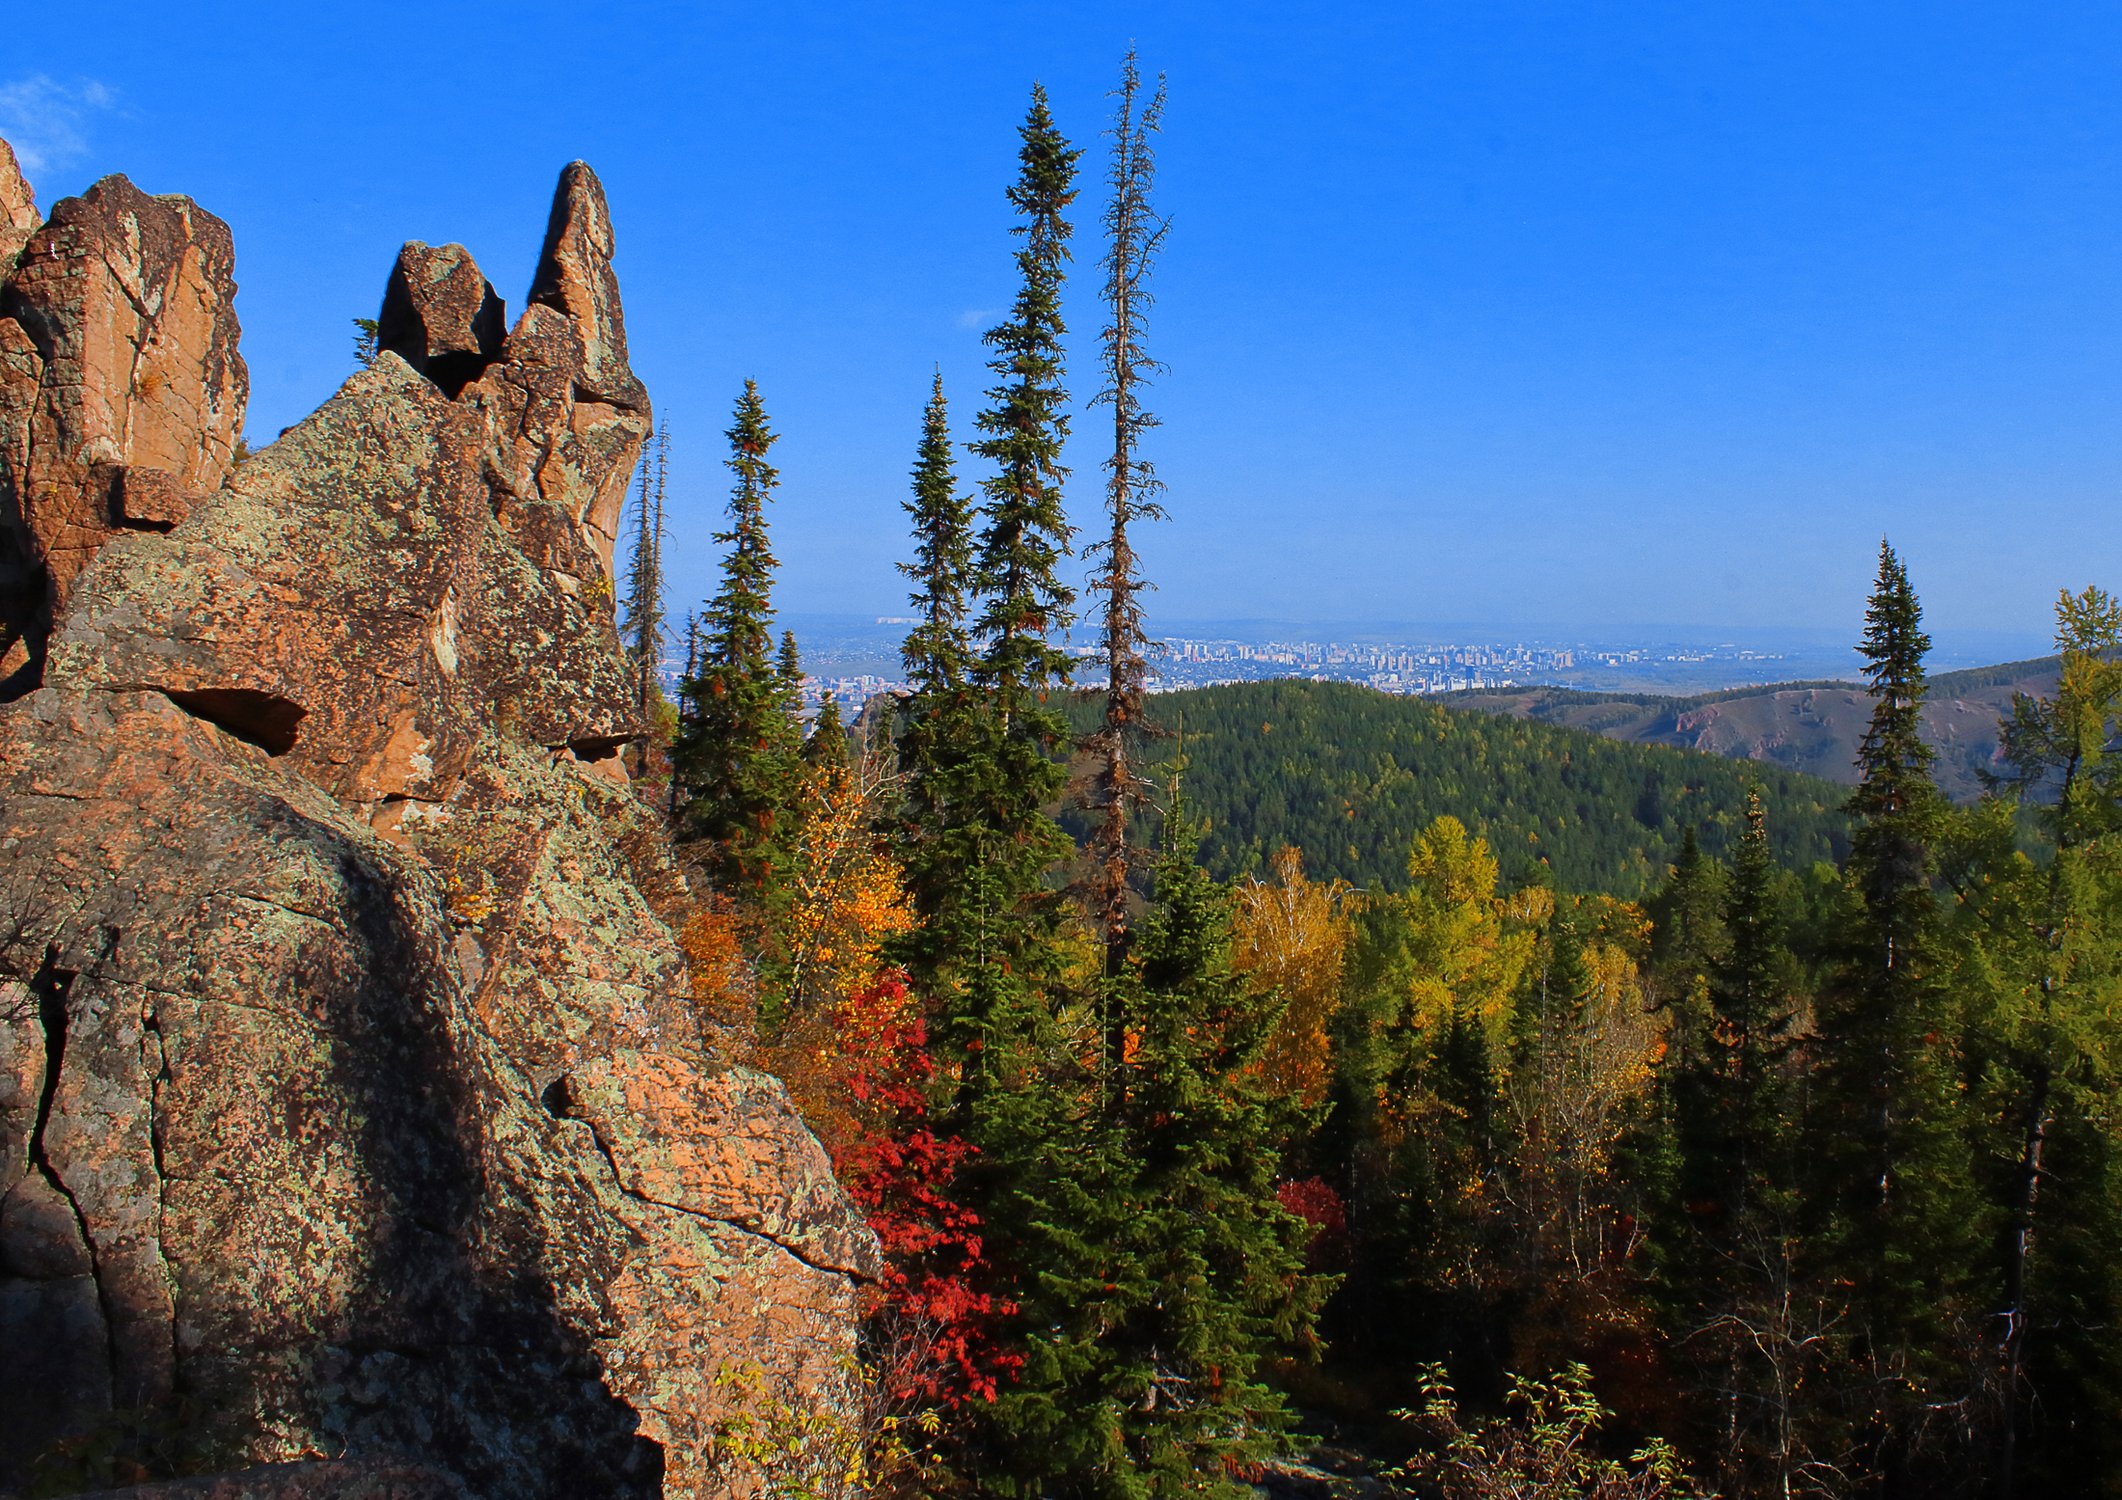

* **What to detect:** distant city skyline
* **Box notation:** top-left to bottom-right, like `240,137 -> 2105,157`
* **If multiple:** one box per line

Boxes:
12,4 -> 2118,636
767,614 -> 2055,711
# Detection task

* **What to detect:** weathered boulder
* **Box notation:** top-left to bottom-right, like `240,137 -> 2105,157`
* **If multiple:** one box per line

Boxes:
49,358 -> 491,803
0,315 -> 39,696
0,142 -> 876,1500
0,167 -> 248,697
376,243 -> 505,399
0,142 -> 44,698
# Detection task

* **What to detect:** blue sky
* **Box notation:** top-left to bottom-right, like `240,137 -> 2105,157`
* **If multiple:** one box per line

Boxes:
7,3 -> 2116,644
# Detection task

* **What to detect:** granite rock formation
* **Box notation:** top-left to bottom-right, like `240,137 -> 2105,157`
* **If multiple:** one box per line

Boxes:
0,141 -> 35,279
0,165 -> 247,700
375,243 -> 506,401
0,143 -> 876,1499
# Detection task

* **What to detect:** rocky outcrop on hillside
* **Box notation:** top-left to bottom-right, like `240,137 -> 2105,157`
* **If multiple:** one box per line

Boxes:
0,155 -> 247,700
0,142 -> 876,1499
0,142 -> 35,279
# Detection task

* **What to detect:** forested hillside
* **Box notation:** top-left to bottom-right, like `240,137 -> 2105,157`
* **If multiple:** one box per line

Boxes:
1077,680 -> 1850,896
617,55 -> 2122,1500
562,73 -> 2122,1500
1440,656 -> 2059,801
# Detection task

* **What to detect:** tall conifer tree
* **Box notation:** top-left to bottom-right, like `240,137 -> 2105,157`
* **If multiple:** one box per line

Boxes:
673,380 -> 802,901
926,88 -> 1151,1495
896,373 -> 984,980
1664,790 -> 1810,1496
927,83 -> 1083,1084
1970,586 -> 2122,1496
1812,540 -> 1984,1491
1099,809 -> 1324,1491
670,610 -> 701,822
900,375 -> 978,726
1649,825 -> 1728,1021
802,692 -> 848,771
965,82 -> 1081,884
621,422 -> 670,726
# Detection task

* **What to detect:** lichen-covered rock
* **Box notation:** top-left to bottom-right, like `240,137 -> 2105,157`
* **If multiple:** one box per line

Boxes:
527,163 -> 647,417
0,142 -> 44,698
0,139 -> 36,279
48,358 -> 491,801
377,243 -> 506,399
0,142 -> 875,1500
0,165 -> 248,697
0,314 -> 41,696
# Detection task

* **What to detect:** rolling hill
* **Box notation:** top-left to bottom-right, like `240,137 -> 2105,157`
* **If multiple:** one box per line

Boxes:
1435,656 -> 2057,803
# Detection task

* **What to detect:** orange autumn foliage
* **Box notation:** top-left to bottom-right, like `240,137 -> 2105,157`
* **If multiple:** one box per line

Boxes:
752,752 -> 915,1150
678,894 -> 756,1040
784,753 -> 916,1014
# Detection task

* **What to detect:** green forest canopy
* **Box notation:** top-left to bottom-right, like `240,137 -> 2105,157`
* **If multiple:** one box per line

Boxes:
1075,679 -> 1852,896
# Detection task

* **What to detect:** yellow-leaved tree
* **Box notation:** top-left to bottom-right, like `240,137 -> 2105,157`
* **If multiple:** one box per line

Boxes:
1390,814 -> 1537,1066
765,740 -> 916,1149
1502,896 -> 1667,1384
1232,845 -> 1353,1108
1346,817 -> 1544,1307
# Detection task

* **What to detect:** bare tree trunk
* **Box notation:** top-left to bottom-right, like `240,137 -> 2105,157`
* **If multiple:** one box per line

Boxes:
1995,1068 -> 2050,1500
1085,50 -> 1167,1083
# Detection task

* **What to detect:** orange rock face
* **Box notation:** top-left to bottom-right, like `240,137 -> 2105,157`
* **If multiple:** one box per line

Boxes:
0,139 -> 35,276
0,170 -> 248,697
0,144 -> 876,1499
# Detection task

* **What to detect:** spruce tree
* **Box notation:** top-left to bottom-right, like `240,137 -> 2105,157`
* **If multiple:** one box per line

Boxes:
621,422 -> 669,728
964,80 -> 1081,896
670,611 -> 701,823
972,802 -> 1326,1498
1811,540 -> 1984,1491
919,88 -> 1145,1494
802,692 -> 848,771
1081,48 -> 1170,986
1707,792 -> 1797,1211
895,373 -> 986,982
1648,824 -> 1728,1019
1103,810 -> 1325,1491
673,380 -> 802,902
900,374 -> 978,716
1663,790 -> 1810,1496
927,82 -> 1083,1085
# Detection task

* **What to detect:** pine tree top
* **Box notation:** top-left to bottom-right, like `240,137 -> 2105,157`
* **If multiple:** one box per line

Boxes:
1851,538 -> 1939,817
1858,539 -> 1934,707
971,87 -> 1082,689
901,372 -> 977,689
703,380 -> 782,673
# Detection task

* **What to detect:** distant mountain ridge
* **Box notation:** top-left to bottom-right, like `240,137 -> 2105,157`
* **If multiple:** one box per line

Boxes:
1435,656 -> 2060,802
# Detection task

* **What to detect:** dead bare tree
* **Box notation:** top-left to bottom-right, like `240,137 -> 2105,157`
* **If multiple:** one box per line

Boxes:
1081,46 -> 1169,1013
